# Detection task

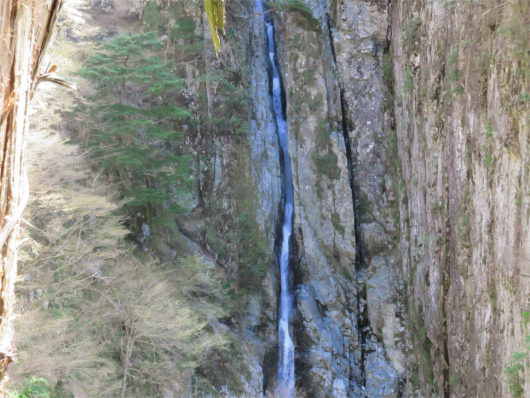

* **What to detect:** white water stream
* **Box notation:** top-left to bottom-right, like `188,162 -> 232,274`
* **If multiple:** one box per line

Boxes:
255,0 -> 295,395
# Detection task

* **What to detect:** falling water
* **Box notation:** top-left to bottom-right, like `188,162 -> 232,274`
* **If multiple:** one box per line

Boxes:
255,0 -> 295,395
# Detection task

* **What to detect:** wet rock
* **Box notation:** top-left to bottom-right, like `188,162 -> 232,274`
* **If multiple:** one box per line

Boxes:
297,285 -> 356,396
365,351 -> 399,398
332,377 -> 349,398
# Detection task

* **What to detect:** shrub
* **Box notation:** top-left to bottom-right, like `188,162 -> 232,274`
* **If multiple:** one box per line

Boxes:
7,377 -> 50,398
269,0 -> 322,32
312,152 -> 340,180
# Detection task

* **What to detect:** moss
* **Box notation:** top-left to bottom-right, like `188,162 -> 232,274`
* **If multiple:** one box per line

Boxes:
270,0 -> 322,32
234,207 -> 269,287
291,90 -> 306,114
316,118 -> 332,150
448,45 -> 459,82
420,326 -> 435,391
205,226 -> 229,260
196,336 -> 251,397
402,17 -> 421,55
484,152 -> 494,167
321,246 -> 353,282
382,51 -> 395,108
308,92 -> 323,112
311,152 -> 340,180
505,350 -> 527,398
404,70 -> 414,93
485,119 -> 493,138
332,211 -> 345,236
302,65 -> 317,84
408,301 -> 436,396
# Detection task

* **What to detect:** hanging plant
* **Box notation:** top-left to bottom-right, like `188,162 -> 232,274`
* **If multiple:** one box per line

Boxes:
204,0 -> 226,56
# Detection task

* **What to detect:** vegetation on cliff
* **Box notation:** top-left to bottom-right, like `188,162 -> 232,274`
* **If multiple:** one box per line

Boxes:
75,32 -> 193,221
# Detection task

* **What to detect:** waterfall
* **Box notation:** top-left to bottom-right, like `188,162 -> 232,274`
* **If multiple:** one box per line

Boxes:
255,0 -> 295,395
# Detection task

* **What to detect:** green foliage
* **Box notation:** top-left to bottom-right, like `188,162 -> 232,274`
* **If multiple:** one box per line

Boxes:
522,311 -> 530,324
485,118 -> 493,138
235,210 -> 268,286
197,336 -> 251,396
504,332 -> 530,397
203,67 -> 249,137
142,3 -> 204,59
208,179 -> 269,296
8,377 -> 51,398
312,152 -> 341,180
408,302 -> 436,395
448,46 -> 459,82
269,0 -> 322,32
383,52 -> 394,86
505,351 -> 526,397
76,32 -> 193,217
386,129 -> 401,173
170,19 -> 203,58
484,152 -> 494,167
14,120 -> 228,397
228,185 -> 266,294
204,0 -> 226,56
142,3 -> 165,31
448,374 -> 460,387
315,118 -> 332,150
320,245 -> 352,281
332,211 -> 345,236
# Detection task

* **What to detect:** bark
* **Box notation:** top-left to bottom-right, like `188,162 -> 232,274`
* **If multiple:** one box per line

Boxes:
0,0 -> 63,393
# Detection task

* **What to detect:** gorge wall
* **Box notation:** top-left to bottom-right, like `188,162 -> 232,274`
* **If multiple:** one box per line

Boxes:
200,0 -> 405,395
11,0 -> 530,397
393,1 -> 530,397
201,0 -> 530,396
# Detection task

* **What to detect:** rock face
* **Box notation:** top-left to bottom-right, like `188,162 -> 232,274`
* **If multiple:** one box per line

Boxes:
392,1 -> 530,397
82,0 -> 530,396
192,0 -> 407,395
269,0 -> 405,396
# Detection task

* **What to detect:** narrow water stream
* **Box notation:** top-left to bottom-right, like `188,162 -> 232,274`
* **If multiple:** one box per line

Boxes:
255,0 -> 295,395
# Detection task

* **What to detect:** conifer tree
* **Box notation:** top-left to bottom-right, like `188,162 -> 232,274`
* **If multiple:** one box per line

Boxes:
77,32 -> 193,220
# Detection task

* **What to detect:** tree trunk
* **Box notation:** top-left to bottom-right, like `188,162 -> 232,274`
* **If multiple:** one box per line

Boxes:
0,0 -> 63,393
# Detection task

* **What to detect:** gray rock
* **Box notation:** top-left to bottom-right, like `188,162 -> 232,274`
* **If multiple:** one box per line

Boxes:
365,351 -> 399,398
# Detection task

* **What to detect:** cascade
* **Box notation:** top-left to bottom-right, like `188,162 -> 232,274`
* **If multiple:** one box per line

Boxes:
255,0 -> 295,395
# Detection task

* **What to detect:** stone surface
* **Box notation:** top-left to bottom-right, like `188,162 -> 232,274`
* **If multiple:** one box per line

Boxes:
269,0 -> 404,396
392,1 -> 530,396
365,351 -> 400,398
51,0 -> 530,397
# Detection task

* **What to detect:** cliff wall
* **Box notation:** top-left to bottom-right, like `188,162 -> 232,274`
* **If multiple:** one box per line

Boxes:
392,0 -> 530,396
